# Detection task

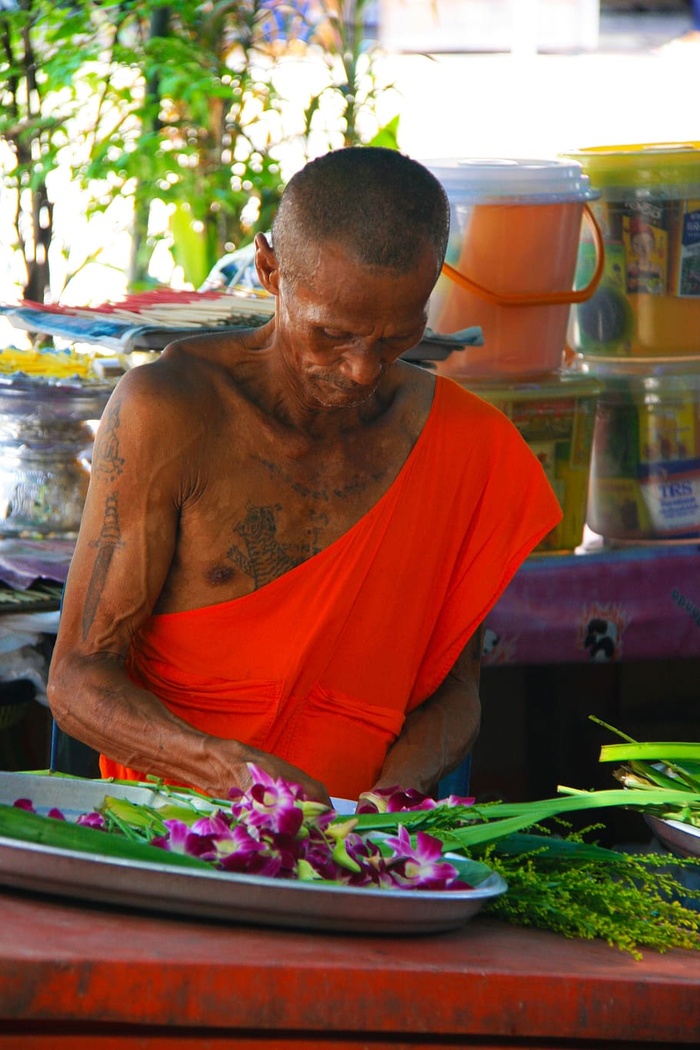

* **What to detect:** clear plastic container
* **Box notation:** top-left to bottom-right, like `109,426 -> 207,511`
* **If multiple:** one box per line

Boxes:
563,142 -> 700,361
0,376 -> 112,537
427,158 -> 600,378
580,357 -> 700,542
458,371 -> 600,552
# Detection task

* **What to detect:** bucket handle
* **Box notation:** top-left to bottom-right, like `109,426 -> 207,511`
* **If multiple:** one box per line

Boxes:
441,203 -> 605,308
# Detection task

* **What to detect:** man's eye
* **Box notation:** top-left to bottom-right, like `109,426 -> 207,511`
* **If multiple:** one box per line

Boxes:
384,333 -> 418,347
321,329 -> 347,339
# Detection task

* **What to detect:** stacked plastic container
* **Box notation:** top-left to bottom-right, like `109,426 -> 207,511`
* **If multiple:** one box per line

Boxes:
563,143 -> 700,546
426,158 -> 602,552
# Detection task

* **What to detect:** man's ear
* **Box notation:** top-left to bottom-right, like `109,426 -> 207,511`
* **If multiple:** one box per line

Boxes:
254,233 -> 280,294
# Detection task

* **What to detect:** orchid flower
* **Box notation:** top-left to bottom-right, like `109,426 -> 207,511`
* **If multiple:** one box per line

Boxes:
76,810 -> 106,829
152,811 -> 287,877
228,764 -> 305,838
356,786 -> 438,814
381,825 -> 460,890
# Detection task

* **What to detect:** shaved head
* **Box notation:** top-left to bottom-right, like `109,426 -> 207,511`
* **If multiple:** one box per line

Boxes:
271,147 -> 449,285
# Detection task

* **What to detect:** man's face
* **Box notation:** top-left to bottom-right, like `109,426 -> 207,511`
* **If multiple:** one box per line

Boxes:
270,241 -> 439,410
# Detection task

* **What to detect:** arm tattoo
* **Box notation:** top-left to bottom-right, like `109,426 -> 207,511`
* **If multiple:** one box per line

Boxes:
93,401 -> 125,480
83,493 -> 123,639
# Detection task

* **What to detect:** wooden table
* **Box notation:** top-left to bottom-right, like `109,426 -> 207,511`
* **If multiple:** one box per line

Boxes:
0,889 -> 698,1048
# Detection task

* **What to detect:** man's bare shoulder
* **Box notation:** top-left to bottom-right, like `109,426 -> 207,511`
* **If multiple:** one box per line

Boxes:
112,328 -> 263,415
162,324 -> 269,370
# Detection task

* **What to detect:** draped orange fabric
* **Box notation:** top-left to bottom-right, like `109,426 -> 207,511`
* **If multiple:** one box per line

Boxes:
101,377 -> 562,798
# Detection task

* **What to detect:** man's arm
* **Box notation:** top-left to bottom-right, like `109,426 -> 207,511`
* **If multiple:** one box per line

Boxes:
47,361 -> 330,804
370,625 -> 483,797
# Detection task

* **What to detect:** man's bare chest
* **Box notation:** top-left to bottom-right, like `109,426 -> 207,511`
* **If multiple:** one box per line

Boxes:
172,431 -> 406,600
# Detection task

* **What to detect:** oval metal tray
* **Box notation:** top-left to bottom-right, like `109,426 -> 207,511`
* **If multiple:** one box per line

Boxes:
0,772 -> 506,934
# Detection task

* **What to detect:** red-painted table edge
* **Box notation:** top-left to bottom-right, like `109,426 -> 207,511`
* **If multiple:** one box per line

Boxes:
0,889 -> 698,1046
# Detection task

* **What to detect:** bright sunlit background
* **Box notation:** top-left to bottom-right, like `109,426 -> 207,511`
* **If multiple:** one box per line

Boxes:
371,2 -> 698,161
1,1 -> 698,339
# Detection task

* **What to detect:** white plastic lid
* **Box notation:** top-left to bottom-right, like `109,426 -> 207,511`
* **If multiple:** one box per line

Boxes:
426,157 -> 599,204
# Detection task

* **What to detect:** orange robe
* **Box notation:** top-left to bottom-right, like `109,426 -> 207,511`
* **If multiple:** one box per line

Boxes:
101,377 -> 562,798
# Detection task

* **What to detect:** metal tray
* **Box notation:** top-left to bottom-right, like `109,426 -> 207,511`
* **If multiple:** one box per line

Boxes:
0,773 -> 506,934
645,813 -> 700,859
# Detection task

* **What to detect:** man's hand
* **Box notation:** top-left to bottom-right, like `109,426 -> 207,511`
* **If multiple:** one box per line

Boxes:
204,739 -> 332,806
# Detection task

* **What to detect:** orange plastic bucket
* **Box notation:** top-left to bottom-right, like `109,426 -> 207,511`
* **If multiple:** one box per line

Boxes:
427,159 -> 602,378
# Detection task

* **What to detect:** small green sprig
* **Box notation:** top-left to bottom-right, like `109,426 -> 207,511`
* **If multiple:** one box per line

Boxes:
473,827 -> 700,959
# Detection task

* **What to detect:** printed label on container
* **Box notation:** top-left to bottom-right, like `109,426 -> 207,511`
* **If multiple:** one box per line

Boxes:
528,440 -> 564,505
510,399 -> 575,442
638,396 -> 696,465
671,199 -> 700,297
638,460 -> 700,536
621,200 -> 668,296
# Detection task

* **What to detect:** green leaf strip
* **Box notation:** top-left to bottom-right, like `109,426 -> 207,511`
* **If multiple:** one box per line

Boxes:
0,802 -> 211,871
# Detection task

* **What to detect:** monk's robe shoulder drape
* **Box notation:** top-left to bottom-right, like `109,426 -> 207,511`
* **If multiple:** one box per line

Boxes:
101,376 -> 562,798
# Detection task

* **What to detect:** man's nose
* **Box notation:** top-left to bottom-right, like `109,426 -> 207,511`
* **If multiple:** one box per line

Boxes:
341,345 -> 385,385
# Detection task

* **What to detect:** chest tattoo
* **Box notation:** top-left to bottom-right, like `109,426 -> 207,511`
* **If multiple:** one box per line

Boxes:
256,456 -> 383,501
226,503 -> 320,589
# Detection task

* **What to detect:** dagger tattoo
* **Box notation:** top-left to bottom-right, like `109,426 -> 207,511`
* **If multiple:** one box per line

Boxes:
82,493 -> 123,640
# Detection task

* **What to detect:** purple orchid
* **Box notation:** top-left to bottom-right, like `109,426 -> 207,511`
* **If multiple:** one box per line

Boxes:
446,794 -> 476,808
15,797 -> 100,826
381,825 -> 460,890
152,815 -> 225,860
216,823 -> 285,878
355,786 -> 439,814
13,798 -> 35,811
228,764 -> 305,838
343,833 -> 395,887
297,828 -> 349,882
76,810 -> 106,829
152,810 -> 287,878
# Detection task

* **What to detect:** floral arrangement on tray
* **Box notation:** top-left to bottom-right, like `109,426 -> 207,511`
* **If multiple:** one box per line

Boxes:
1,720 -> 699,958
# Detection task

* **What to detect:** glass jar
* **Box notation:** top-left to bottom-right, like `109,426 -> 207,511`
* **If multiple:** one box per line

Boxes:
0,376 -> 113,537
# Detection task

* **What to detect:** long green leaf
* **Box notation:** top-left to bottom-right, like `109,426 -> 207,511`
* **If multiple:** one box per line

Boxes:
439,788 -> 700,848
599,743 -> 700,791
487,832 -> 622,863
599,742 -> 700,763
0,803 -> 211,871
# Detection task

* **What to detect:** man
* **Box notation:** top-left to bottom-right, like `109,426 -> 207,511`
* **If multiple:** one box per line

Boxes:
48,147 -> 561,805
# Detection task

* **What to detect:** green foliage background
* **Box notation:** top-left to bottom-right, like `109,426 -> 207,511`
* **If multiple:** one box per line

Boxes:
0,0 -> 398,301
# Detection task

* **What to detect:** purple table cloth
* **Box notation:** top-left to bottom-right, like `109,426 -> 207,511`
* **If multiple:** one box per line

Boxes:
484,545 -> 700,666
